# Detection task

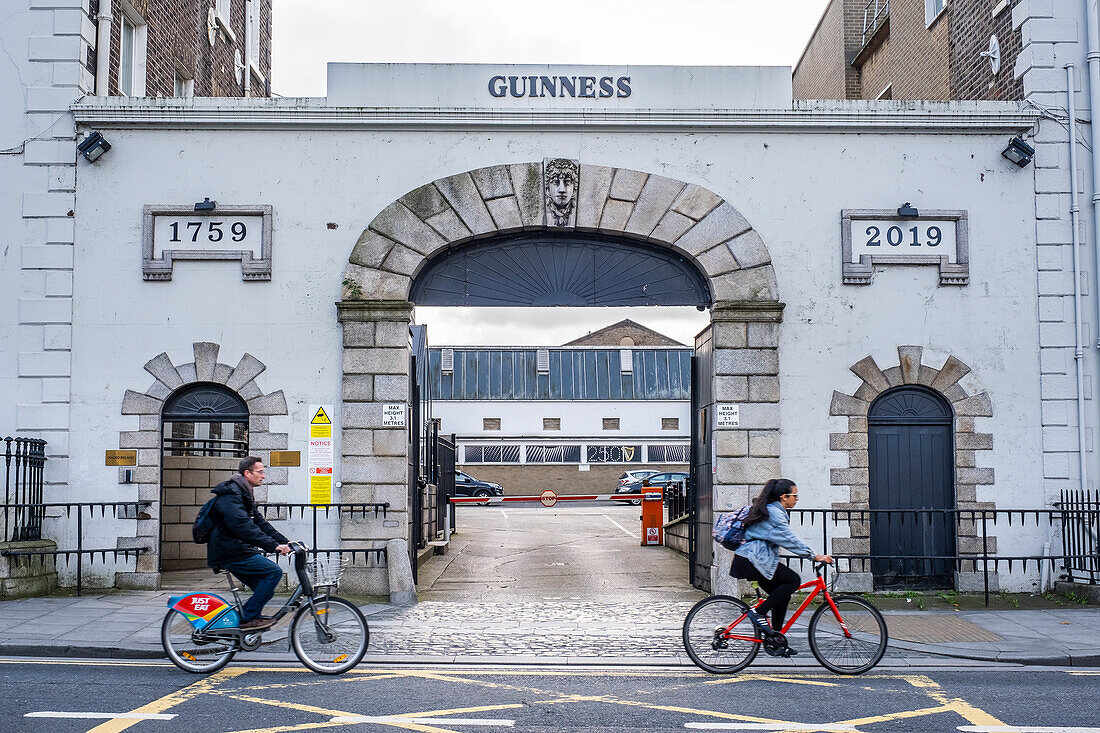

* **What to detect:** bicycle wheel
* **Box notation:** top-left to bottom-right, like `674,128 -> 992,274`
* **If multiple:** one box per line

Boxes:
682,595 -> 760,674
161,610 -> 237,674
807,595 -> 888,675
290,595 -> 369,674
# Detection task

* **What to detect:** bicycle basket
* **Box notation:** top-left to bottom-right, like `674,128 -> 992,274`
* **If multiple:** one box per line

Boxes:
308,555 -> 348,589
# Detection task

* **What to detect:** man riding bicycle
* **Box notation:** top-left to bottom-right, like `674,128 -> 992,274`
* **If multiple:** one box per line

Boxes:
206,456 -> 294,630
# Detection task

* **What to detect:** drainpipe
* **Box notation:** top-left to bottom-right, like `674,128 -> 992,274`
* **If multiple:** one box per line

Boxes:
94,0 -> 113,95
1067,64 -> 1090,494
243,0 -> 252,97
1088,2 -> 1100,355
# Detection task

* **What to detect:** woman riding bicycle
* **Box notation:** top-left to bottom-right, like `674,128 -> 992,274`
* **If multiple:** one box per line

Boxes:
731,478 -> 832,657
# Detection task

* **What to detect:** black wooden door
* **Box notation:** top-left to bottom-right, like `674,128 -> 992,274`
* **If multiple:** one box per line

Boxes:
868,387 -> 955,588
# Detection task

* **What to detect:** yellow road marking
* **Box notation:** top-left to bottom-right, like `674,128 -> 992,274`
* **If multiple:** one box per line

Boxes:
705,674 -> 841,688
85,668 -> 248,733
902,675 -> 1007,727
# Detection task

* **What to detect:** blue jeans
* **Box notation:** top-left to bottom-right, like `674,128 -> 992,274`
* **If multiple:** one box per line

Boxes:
221,553 -> 283,622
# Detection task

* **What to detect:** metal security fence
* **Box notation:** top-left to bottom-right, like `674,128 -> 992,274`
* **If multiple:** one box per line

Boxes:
1061,489 -> 1100,584
666,478 -> 690,524
255,502 -> 389,566
783,506 -> 1100,605
0,502 -> 151,595
3,437 -> 47,542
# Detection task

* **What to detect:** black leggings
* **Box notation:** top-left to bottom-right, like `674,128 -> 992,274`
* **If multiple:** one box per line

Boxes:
730,555 -> 800,632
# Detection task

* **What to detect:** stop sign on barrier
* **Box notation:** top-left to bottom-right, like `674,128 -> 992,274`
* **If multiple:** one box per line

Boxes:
539,489 -> 557,507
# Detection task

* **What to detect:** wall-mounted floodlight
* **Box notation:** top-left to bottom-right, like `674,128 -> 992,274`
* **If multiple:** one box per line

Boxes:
897,202 -> 919,217
1001,136 -> 1035,167
76,131 -> 111,162
194,197 -> 217,211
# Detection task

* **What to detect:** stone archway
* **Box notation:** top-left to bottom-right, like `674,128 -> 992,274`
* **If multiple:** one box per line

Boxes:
113,342 -> 288,589
829,346 -> 996,591
337,160 -> 782,597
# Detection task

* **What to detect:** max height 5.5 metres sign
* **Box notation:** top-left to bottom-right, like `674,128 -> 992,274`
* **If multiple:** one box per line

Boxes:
308,405 -> 334,504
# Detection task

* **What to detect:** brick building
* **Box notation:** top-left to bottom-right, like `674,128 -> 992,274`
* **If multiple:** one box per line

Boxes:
95,0 -> 272,97
429,323 -> 692,495
793,0 -> 1023,101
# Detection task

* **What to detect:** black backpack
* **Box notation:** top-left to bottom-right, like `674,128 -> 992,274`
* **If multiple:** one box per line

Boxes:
192,496 -> 218,544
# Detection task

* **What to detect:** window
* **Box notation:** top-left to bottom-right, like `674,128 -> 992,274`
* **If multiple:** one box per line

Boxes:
247,0 -> 261,68
543,417 -> 561,431
620,349 -> 633,372
119,15 -> 135,96
602,417 -> 620,430
925,0 -> 947,26
526,445 -> 582,463
661,417 -> 679,430
483,417 -> 501,431
117,6 -> 147,97
464,445 -> 520,463
216,0 -> 231,25
173,71 -> 194,98
648,445 -> 690,463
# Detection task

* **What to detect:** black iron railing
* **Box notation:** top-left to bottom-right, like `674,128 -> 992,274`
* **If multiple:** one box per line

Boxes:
780,506 -> 1099,606
255,502 -> 389,565
3,437 -> 47,542
162,437 -> 248,458
0,502 -> 151,595
1060,489 -> 1099,583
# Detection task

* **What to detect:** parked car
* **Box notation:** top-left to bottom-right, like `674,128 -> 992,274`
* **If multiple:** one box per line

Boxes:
618,469 -> 659,487
454,470 -> 504,505
612,471 -> 689,505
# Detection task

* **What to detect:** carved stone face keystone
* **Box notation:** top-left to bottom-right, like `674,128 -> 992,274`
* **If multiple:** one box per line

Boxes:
544,158 -> 579,227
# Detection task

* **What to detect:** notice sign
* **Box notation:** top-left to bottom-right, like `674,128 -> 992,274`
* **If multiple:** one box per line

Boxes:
308,405 -> 334,504
716,404 -> 740,428
382,404 -> 406,428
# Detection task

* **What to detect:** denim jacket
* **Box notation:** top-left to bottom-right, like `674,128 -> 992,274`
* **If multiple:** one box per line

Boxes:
733,501 -> 815,579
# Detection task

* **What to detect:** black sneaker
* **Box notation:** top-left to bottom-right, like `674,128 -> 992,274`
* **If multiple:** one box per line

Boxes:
780,646 -> 799,657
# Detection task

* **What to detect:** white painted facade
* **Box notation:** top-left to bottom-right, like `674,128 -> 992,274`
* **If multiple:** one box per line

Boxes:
2,45 -> 1092,592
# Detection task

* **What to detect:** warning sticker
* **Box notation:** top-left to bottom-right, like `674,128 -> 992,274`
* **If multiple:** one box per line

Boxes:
308,405 -> 335,504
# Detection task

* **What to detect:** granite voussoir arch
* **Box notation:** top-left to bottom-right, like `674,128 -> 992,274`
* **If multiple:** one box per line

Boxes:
342,161 -> 779,303
828,346 -> 997,591
112,342 -> 288,589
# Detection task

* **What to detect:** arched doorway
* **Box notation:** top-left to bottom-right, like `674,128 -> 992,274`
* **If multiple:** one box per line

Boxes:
868,386 -> 956,588
159,383 -> 249,571
337,160 -> 783,597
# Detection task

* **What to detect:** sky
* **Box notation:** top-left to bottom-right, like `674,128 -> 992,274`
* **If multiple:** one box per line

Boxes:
269,1 -> 830,344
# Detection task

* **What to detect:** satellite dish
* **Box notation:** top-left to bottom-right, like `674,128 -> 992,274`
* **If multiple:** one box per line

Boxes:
234,49 -> 244,84
207,8 -> 217,47
980,35 -> 1001,75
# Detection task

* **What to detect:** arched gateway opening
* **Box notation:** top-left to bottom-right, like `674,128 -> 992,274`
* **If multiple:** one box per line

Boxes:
336,160 -> 783,599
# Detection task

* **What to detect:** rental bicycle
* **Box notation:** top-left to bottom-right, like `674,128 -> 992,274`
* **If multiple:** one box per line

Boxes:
683,563 -> 888,675
161,542 -> 369,675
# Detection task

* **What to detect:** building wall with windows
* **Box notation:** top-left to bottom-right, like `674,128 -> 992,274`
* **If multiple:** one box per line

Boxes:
793,0 -> 1021,101
105,0 -> 272,98
429,344 -> 691,494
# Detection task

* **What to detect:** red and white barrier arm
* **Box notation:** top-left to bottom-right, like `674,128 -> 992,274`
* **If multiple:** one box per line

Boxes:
450,490 -> 661,506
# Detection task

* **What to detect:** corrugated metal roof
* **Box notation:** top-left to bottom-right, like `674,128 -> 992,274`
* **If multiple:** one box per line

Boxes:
427,348 -> 691,400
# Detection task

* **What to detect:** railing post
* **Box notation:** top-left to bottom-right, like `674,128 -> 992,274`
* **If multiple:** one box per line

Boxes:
3,436 -> 11,543
76,507 -> 83,597
982,509 -> 990,606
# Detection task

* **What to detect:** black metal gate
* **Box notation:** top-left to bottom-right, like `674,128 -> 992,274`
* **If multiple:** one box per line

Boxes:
689,328 -> 714,591
868,386 -> 956,588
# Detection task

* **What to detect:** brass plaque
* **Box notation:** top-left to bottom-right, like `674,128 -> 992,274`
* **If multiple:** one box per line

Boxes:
105,450 -> 137,466
269,451 -> 301,467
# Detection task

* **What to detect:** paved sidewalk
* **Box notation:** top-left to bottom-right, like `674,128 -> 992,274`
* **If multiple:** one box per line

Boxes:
0,592 -> 1097,667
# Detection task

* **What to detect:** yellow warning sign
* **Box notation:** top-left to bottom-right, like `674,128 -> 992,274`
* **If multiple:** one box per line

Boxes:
311,406 -> 332,425
310,475 -> 332,504
310,424 -> 331,438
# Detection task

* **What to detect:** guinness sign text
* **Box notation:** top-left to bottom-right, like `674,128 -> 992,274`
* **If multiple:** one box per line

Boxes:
488,75 -> 632,99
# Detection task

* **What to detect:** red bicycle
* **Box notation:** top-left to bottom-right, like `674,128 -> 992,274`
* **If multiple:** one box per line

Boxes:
683,563 -> 888,675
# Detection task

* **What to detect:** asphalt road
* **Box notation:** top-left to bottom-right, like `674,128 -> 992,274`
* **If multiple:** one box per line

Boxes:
4,658 -> 1100,732
418,503 -> 703,602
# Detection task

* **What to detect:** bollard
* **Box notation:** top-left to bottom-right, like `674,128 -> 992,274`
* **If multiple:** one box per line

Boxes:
640,485 -> 664,546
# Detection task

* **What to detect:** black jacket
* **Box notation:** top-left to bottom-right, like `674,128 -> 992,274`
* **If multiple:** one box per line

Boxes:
206,475 -> 289,569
